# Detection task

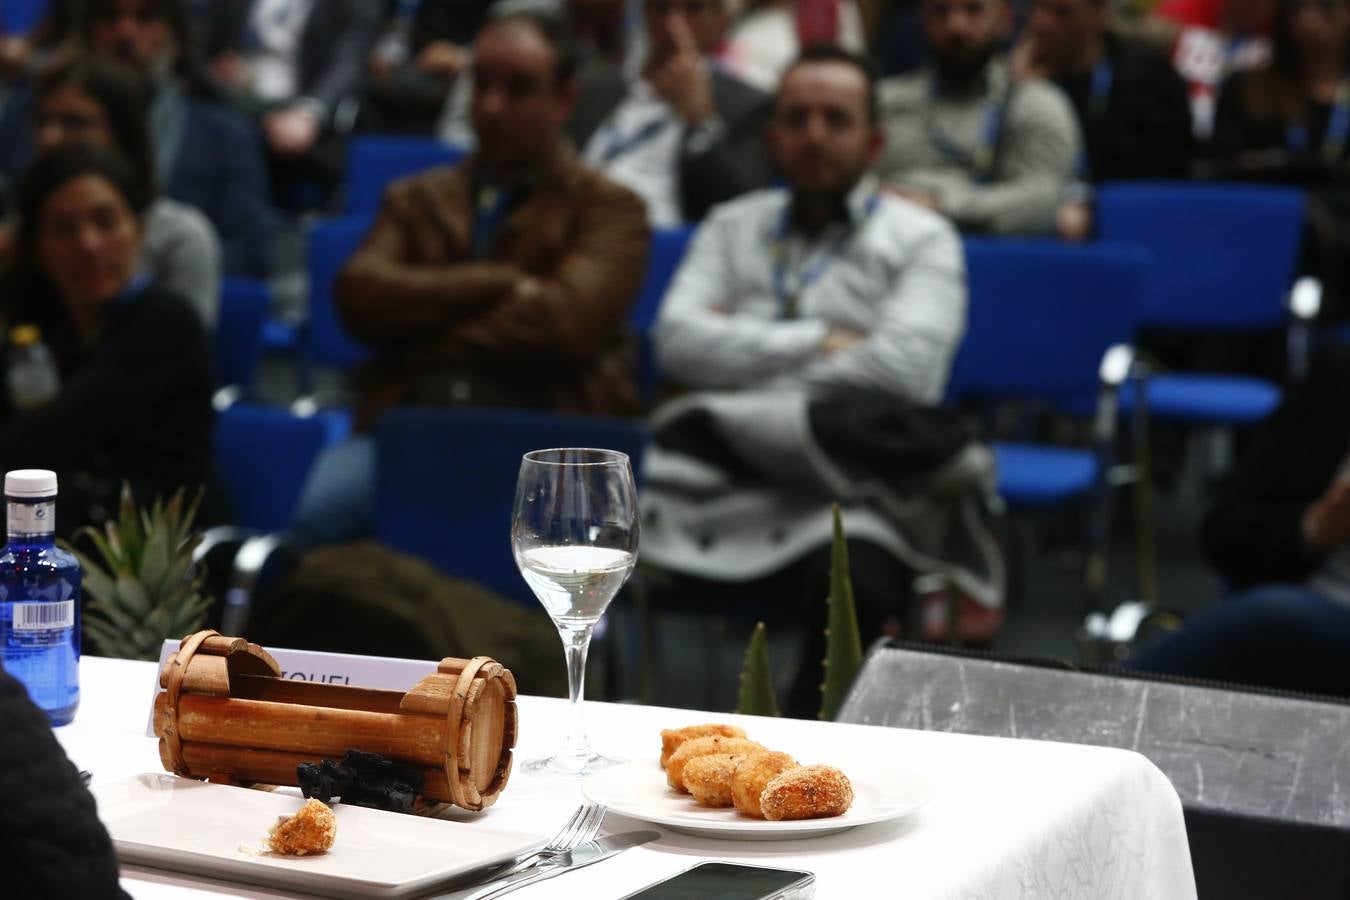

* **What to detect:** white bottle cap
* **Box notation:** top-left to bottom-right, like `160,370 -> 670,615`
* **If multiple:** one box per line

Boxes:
5,469 -> 58,497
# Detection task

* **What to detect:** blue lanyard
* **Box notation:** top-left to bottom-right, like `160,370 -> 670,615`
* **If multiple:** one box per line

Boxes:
472,184 -> 514,258
925,80 -> 1009,183
1075,60 -> 1115,179
1087,59 -> 1114,120
598,116 -> 669,163
1286,81 -> 1350,161
771,193 -> 880,319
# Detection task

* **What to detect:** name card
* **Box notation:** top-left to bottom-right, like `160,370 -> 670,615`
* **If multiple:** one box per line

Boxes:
144,639 -> 440,738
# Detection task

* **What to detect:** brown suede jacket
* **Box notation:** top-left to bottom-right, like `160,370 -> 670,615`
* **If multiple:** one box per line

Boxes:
336,147 -> 650,430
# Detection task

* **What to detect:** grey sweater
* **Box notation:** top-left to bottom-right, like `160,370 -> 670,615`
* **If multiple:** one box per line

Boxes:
878,60 -> 1081,235
142,198 -> 221,329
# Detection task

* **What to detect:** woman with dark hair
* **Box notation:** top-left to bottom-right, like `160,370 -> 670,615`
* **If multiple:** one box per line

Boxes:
0,143 -> 215,535
1206,0 -> 1350,167
28,54 -> 221,326
1201,0 -> 1350,322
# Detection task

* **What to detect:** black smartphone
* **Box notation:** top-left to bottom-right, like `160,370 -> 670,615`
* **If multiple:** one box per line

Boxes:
618,861 -> 816,900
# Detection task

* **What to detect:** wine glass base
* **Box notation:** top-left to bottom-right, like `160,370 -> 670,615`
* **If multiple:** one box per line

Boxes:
523,750 -> 625,778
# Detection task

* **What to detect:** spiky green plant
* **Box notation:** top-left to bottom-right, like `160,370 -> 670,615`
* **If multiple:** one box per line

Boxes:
819,504 -> 863,720
65,484 -> 214,660
735,504 -> 864,720
736,621 -> 780,717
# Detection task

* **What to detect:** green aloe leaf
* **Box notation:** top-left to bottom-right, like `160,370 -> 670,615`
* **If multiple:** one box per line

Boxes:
736,621 -> 780,717
819,504 -> 863,722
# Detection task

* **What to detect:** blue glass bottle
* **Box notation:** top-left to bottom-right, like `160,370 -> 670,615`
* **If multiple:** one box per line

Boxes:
0,470 -> 80,725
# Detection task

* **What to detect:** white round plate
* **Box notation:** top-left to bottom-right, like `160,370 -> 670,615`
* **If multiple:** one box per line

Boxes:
581,758 -> 933,840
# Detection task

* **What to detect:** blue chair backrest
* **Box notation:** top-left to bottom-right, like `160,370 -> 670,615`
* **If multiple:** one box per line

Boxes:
375,407 -> 648,604
215,278 -> 270,390
1095,182 -> 1304,331
949,239 -> 1149,404
344,136 -> 467,215
307,215 -> 374,370
631,225 -> 695,399
2,0 -> 47,33
631,226 -> 696,332
214,405 -> 347,533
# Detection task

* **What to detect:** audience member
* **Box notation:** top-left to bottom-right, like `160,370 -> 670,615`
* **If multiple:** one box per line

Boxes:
1206,0 -> 1350,172
1200,347 -> 1350,599
877,0 -> 1081,235
0,666 -> 129,899
199,0 -> 382,206
1203,0 -> 1350,320
567,0 -> 775,226
720,0 -> 867,92
1013,0 -> 1193,240
288,11 -> 649,546
0,145 -> 216,535
83,0 -> 276,277
644,46 -> 999,717
23,56 -> 220,326
1129,347 -> 1350,695
360,0 -> 496,134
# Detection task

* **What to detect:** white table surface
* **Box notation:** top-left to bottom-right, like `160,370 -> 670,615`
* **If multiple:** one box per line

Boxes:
60,656 -> 1197,900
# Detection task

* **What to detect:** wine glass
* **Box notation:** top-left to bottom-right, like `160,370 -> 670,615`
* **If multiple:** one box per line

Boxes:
512,447 -> 638,776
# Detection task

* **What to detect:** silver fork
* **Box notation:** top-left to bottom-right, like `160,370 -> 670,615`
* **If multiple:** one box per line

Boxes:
499,802 -> 606,878
433,803 -> 606,900
436,802 -> 607,897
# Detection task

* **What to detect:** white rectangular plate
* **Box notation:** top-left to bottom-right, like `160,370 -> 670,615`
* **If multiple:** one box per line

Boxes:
94,774 -> 546,898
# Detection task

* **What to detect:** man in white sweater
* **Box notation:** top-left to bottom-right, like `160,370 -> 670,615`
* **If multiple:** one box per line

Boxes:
655,46 -> 965,406
647,44 -> 975,716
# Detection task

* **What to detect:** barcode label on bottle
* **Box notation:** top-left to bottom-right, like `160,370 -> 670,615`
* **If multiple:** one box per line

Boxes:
13,601 -> 74,631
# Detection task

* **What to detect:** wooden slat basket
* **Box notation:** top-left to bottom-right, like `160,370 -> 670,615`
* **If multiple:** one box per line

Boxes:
153,630 -> 517,811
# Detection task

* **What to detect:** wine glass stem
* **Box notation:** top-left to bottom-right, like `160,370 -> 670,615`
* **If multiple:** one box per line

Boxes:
559,623 -> 595,761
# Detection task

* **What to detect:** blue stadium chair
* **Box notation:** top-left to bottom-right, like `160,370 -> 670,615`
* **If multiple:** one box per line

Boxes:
631,225 -> 695,401
2,0 -> 47,34
207,403 -> 349,632
343,136 -> 467,216
213,404 -> 348,534
1095,182 -> 1306,426
215,278 -> 270,392
950,239 -> 1149,608
374,407 -> 647,606
306,214 -> 374,373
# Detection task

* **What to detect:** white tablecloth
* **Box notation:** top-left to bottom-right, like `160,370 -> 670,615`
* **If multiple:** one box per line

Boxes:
59,656 -> 1196,899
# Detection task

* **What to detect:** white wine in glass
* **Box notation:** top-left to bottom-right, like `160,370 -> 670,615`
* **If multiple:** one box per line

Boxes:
512,448 -> 638,775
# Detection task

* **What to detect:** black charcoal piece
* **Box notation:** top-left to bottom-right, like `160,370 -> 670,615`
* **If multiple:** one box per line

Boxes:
297,750 -> 426,815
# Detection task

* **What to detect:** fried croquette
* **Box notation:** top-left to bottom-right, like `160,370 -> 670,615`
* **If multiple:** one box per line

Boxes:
731,751 -> 799,819
666,736 -> 765,792
760,764 -> 854,821
660,723 -> 748,768
267,798 -> 336,855
683,753 -> 760,807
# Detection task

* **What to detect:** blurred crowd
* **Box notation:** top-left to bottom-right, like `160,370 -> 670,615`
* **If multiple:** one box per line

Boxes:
0,0 -> 1349,713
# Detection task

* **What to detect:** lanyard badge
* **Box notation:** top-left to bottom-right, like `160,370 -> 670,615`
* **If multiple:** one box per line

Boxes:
771,194 -> 880,319
925,79 -> 1010,184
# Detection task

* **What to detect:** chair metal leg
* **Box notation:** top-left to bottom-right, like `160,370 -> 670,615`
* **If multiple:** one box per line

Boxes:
1130,375 -> 1160,608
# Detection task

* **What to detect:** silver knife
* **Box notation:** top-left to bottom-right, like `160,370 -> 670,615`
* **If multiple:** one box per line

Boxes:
436,830 -> 660,900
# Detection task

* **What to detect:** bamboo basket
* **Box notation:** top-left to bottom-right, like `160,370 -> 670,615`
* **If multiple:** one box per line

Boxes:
153,630 -> 517,811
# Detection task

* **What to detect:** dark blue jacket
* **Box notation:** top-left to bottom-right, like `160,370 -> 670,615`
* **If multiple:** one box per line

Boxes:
0,89 -> 275,277
173,99 -> 276,277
